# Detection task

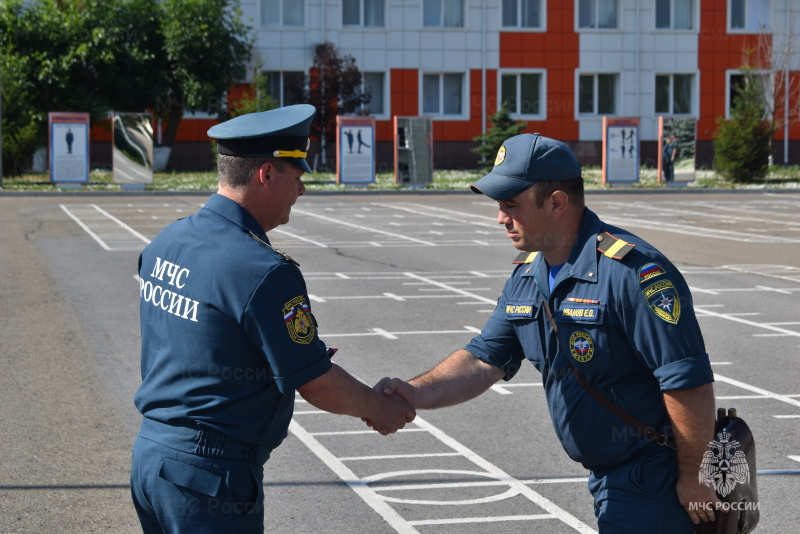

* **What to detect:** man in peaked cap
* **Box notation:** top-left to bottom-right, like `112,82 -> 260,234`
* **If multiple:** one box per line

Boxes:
377,133 -> 720,532
130,105 -> 414,533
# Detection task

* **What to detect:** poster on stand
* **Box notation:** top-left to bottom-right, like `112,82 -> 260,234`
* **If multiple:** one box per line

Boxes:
336,116 -> 376,185
602,117 -> 640,184
49,112 -> 90,183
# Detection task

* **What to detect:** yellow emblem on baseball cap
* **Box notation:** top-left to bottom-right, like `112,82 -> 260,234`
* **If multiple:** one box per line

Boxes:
494,145 -> 506,166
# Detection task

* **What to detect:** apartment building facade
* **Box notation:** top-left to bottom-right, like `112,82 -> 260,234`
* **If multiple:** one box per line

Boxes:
147,0 -> 800,171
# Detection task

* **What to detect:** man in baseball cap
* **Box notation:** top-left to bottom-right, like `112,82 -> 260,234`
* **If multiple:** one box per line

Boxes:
379,132 -> 719,532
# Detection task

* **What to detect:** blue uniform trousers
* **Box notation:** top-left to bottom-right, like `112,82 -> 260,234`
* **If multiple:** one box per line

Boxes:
588,447 -> 695,534
130,419 -> 271,534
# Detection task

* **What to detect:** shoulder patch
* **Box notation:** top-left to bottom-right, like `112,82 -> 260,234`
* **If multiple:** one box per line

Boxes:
283,296 -> 316,343
638,262 -> 667,284
513,251 -> 538,264
642,279 -> 681,324
596,232 -> 635,260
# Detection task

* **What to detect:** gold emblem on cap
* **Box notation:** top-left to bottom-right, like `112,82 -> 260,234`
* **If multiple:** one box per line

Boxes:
494,145 -> 506,166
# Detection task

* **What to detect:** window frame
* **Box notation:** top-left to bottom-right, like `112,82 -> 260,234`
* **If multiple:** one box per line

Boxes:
422,0 -> 465,28
359,71 -> 389,119
498,69 -> 547,120
576,0 -> 619,31
576,72 -> 619,116
727,0 -> 771,33
343,0 -> 386,28
725,69 -> 772,120
501,0 -> 547,31
420,72 -> 468,120
260,0 -> 305,27
655,0 -> 696,31
655,73 -> 695,116
263,70 -> 306,107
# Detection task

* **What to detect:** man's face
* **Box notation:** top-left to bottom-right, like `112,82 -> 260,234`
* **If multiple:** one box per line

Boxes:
270,161 -> 306,226
496,186 -> 558,253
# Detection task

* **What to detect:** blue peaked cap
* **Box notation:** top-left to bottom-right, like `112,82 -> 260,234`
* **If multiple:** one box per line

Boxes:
470,133 -> 582,200
208,104 -> 316,173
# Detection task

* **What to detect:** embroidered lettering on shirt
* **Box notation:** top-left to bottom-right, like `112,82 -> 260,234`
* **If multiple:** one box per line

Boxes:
139,256 -> 200,323
505,303 -> 535,317
560,305 -> 600,321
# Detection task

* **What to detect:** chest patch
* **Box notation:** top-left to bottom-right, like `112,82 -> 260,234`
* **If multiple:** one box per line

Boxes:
560,305 -> 601,322
569,330 -> 595,363
505,302 -> 536,318
642,279 -> 681,324
638,263 -> 667,284
283,296 -> 316,344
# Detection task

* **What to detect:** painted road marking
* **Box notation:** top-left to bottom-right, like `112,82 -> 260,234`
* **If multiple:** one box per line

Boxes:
290,409 -> 597,533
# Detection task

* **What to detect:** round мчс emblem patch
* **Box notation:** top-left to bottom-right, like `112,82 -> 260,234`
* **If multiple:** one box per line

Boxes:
569,330 -> 594,363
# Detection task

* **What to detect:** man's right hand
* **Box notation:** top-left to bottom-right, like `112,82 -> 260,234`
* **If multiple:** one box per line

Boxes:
363,377 -> 417,433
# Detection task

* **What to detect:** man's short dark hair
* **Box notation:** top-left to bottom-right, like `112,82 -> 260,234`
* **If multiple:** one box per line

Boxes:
532,178 -> 585,209
217,154 -> 285,188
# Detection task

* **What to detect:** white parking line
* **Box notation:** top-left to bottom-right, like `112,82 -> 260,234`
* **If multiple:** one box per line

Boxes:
292,208 -> 437,246
289,412 -> 597,533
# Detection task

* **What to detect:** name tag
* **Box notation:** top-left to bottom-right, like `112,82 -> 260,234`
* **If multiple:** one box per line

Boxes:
559,305 -> 601,323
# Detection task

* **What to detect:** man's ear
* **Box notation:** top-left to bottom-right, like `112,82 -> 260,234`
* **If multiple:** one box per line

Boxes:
549,190 -> 569,217
256,162 -> 274,189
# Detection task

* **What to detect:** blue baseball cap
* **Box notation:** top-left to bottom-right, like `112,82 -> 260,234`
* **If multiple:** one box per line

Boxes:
208,104 -> 316,173
470,133 -> 582,200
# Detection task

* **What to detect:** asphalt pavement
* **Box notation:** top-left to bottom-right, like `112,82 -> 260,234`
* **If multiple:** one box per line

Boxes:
1,189 -> 798,533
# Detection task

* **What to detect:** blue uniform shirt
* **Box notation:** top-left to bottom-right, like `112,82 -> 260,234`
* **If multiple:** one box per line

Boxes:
135,194 -> 332,450
466,208 -> 713,471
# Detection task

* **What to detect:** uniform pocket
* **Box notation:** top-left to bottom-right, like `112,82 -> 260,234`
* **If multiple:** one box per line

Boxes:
628,452 -> 676,499
158,457 -> 222,498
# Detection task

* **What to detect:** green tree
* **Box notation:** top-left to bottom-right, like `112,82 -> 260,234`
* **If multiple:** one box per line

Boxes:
289,42 -> 370,169
472,102 -> 527,169
0,0 -> 252,175
157,0 -> 253,149
713,66 -> 775,183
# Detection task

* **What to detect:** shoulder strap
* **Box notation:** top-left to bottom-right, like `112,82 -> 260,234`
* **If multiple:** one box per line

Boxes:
596,232 -> 635,260
540,297 -> 672,448
249,231 -> 300,266
512,251 -> 538,264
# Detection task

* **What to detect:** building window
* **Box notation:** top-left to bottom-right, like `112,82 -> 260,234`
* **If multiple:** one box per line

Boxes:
578,0 -> 617,29
265,71 -> 305,106
656,0 -> 693,30
423,0 -> 463,27
655,74 -> 693,115
502,0 -> 543,29
727,71 -> 770,117
578,73 -> 617,114
729,0 -> 770,31
423,73 -> 463,115
261,0 -> 304,26
343,0 -> 384,27
361,72 -> 385,115
501,72 -> 543,116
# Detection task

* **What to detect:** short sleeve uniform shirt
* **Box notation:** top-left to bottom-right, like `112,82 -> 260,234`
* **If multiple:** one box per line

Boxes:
466,209 -> 713,471
135,194 -> 332,450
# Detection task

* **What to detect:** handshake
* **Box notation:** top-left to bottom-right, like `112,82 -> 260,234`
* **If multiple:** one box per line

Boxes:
362,377 -> 416,435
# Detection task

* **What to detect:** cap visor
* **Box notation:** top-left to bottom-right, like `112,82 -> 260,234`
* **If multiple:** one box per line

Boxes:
288,158 -> 313,174
470,171 -> 533,201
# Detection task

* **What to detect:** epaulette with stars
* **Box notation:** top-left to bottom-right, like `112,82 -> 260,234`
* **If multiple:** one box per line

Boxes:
249,231 -> 300,266
596,232 -> 635,260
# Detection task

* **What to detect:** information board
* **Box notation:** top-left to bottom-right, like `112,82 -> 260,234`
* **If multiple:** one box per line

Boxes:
602,117 -> 640,184
336,116 -> 376,185
49,112 -> 90,183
